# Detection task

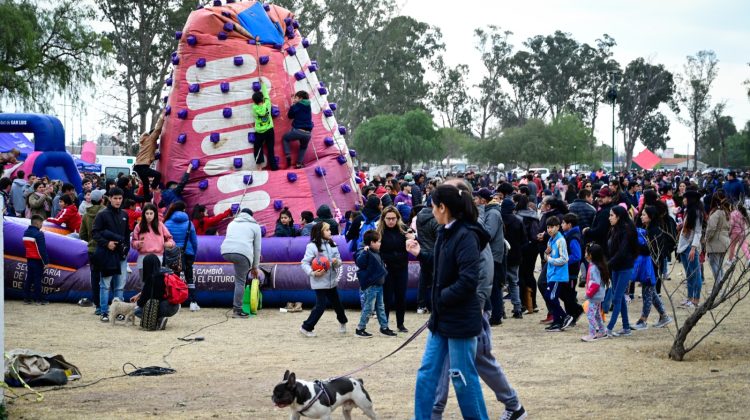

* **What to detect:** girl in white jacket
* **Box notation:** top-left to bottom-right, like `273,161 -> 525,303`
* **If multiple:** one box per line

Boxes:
299,222 -> 347,337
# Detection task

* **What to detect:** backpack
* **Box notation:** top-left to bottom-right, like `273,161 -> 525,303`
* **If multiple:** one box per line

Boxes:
521,216 -> 540,246
355,213 -> 379,251
163,273 -> 189,304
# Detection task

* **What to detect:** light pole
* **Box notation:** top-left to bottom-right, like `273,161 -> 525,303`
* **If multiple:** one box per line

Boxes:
607,71 -> 619,172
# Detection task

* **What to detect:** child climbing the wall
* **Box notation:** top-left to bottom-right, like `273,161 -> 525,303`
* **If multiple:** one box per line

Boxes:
134,110 -> 165,201
282,91 -> 313,169
251,80 -> 278,170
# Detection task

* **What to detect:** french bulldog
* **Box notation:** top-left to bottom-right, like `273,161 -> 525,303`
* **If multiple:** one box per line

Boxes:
272,370 -> 377,420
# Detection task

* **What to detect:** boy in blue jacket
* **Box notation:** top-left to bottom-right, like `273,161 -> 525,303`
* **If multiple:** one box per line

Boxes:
543,216 -> 570,332
355,230 -> 397,338
282,91 -> 314,169
561,213 -> 584,326
23,215 -> 50,304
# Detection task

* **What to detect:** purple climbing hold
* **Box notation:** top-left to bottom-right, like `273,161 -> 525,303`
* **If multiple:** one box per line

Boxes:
189,83 -> 200,93
233,56 -> 243,66
155,151 -> 161,160
259,55 -> 270,65
213,0 -> 222,6
308,63 -> 318,72
294,71 -> 306,81
199,180 -> 209,190
223,108 -> 232,118
263,3 -> 270,11
315,167 -> 326,177
230,203 -> 240,214
349,149 -> 357,158
220,82 -> 230,93
329,102 -> 337,111
177,133 -> 187,144
171,56 -> 180,65
233,157 -> 243,169
355,203 -> 362,211
175,31 -> 183,40
318,86 -> 328,95
341,184 -> 352,193
210,133 -> 220,143
338,126 -> 347,135
163,96 -> 168,103
260,226 -> 267,237
336,155 -> 347,165
191,159 -> 200,170
274,199 -> 283,211
274,156 -> 280,166
224,22 -> 235,32
324,137 -> 335,147
287,172 -> 298,183
165,77 -> 173,87
319,81 -> 326,87
286,46 -> 296,56
284,17 -> 293,25
248,39 -> 257,45
355,177 -> 362,184
165,106 -> 172,115
311,60 -> 318,67
187,35 -> 197,46
196,58 -> 206,68
293,20 -> 300,29
323,109 -> 333,118
171,51 -> 178,58
177,109 -> 188,119
287,32 -> 295,40
247,132 -> 256,143
227,0 -> 236,3
244,175 -> 254,185
222,11 -> 231,17
252,81 -> 261,92
272,43 -> 282,50
271,105 -> 280,117
302,38 -> 310,48
217,31 -> 228,40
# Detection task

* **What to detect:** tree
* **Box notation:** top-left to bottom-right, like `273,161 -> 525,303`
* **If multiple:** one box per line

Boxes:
617,58 -> 676,168
435,127 -> 471,166
700,104 -> 737,167
724,123 -> 750,168
353,109 -> 440,170
676,50 -> 719,171
0,0 -> 107,111
430,58 -> 473,133
473,26 -> 514,138
547,113 -> 595,168
505,50 -> 547,125
640,112 -> 671,152
97,0 -> 194,152
576,35 -> 619,133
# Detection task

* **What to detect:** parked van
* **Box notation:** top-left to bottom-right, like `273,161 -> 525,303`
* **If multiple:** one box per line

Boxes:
96,155 -> 136,179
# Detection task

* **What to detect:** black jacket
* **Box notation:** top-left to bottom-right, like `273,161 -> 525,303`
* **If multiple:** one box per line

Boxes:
607,225 -> 638,271
419,220 -> 488,339
137,268 -> 172,307
380,226 -> 408,269
92,205 -> 130,258
501,213 -> 525,266
346,196 -> 381,242
416,207 -> 439,253
569,199 -> 596,230
584,202 -> 614,256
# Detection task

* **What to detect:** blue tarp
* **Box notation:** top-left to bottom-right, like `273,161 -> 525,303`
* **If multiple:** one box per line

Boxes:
0,132 -> 34,160
74,158 -> 101,173
237,2 -> 284,45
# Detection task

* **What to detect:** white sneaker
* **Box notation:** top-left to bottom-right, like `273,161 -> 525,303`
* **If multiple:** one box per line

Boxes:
127,266 -> 132,273
339,323 -> 347,334
299,327 -> 316,338
189,302 -> 200,312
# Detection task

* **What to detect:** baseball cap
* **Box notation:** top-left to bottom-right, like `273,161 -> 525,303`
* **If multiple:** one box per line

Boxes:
473,188 -> 493,201
597,187 -> 612,198
90,189 -> 105,202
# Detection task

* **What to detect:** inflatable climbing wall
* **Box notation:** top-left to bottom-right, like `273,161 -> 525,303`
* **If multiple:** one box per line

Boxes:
160,0 -> 360,232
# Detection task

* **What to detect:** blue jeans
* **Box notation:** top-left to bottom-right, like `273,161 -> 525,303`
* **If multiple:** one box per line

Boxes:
680,249 -> 703,300
506,264 -> 521,312
100,259 -> 128,315
431,313 -> 519,418
357,286 -> 388,330
607,267 -> 634,331
415,332 -> 488,420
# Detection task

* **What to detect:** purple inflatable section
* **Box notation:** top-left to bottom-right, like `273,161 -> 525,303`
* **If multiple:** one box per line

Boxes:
3,218 -> 421,307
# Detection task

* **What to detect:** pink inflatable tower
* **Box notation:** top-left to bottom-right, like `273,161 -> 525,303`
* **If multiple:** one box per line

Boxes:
160,0 -> 360,233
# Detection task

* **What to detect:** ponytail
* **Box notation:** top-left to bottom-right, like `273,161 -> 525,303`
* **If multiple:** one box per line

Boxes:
432,184 -> 477,223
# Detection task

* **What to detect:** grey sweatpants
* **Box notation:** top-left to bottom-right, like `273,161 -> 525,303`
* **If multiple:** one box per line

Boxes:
223,253 -> 250,311
431,311 -> 520,418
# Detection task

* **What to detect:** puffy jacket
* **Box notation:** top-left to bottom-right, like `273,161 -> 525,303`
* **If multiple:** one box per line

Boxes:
563,226 -> 583,279
10,179 -> 27,213
705,210 -> 730,254
221,212 -> 262,268
47,205 -> 82,233
131,221 -> 175,256
355,248 -> 387,290
92,205 -> 131,258
80,204 -> 105,254
275,222 -> 300,237
23,225 -> 49,265
394,191 -> 412,207
723,178 -> 744,203
569,199 -> 596,230
500,200 -> 525,266
301,241 -> 341,289
482,201 -> 505,263
165,211 -> 198,256
288,100 -> 313,130
419,220 -> 488,339
607,225 -> 638,271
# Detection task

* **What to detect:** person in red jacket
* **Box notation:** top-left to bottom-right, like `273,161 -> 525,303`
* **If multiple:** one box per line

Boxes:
123,199 -> 142,233
47,195 -> 82,233
23,215 -> 49,304
191,204 -> 232,235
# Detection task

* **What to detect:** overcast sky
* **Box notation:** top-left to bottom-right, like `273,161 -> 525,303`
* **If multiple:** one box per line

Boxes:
37,0 -> 750,158
400,0 -> 750,156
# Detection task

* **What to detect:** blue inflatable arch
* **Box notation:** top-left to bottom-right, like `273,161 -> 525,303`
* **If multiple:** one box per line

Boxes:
0,113 -> 82,192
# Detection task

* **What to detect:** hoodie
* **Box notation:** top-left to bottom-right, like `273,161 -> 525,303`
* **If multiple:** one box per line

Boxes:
47,205 -> 82,233
313,204 -> 339,235
10,178 -> 27,214
482,200 -> 505,262
287,99 -> 313,130
346,195 -> 381,244
301,240 -> 341,289
501,200 -> 526,266
164,211 -> 199,256
221,212 -> 262,268
80,203 -> 105,254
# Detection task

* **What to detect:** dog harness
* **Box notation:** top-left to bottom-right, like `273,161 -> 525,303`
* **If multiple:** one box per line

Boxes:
297,380 -> 332,417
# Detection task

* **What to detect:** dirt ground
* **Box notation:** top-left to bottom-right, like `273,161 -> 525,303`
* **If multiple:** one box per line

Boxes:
6,267 -> 750,419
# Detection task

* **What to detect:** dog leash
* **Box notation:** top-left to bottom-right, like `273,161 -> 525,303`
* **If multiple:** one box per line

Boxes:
296,321 -> 429,417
